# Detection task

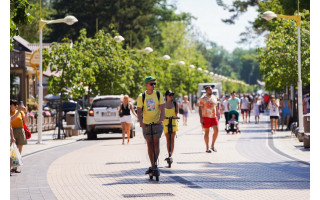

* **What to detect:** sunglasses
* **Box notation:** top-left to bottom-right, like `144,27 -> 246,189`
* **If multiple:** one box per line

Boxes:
149,83 -> 156,86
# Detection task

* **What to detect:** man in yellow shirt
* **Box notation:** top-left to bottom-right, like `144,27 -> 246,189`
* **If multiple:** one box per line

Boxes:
137,76 -> 165,175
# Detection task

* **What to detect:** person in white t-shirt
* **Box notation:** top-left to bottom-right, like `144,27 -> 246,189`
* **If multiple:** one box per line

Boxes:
240,94 -> 250,123
221,95 -> 230,130
267,95 -> 280,134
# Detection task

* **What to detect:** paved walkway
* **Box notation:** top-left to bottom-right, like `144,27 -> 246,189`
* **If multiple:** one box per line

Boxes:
11,112 -> 310,200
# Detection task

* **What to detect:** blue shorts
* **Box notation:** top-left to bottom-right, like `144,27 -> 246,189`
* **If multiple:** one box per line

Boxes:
183,111 -> 188,117
282,108 -> 290,118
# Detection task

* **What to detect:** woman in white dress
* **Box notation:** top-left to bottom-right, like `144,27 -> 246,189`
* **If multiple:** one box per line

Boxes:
252,97 -> 260,124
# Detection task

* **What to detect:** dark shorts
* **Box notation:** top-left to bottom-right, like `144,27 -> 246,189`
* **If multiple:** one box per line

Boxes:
203,117 -> 219,128
241,109 -> 249,114
270,116 -> 279,119
142,124 -> 163,139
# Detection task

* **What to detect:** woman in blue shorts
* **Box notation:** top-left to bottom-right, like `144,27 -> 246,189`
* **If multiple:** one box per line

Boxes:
280,94 -> 291,131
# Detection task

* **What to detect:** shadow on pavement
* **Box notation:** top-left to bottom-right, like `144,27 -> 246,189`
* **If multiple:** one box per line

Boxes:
90,160 -> 309,190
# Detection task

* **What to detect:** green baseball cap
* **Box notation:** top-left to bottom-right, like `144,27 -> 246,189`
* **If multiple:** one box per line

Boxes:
144,76 -> 156,83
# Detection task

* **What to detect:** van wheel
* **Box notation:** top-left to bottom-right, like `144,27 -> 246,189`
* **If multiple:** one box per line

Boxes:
87,130 -> 97,140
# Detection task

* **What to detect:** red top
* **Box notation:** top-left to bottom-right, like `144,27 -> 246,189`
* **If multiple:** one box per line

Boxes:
264,95 -> 270,103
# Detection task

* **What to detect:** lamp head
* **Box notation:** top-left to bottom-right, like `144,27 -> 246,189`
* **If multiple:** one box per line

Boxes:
262,11 -> 277,21
64,16 -> 78,25
162,55 -> 170,60
144,47 -> 153,53
114,35 -> 125,43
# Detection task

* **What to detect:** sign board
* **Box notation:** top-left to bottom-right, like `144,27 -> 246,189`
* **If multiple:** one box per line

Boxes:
30,49 -> 40,67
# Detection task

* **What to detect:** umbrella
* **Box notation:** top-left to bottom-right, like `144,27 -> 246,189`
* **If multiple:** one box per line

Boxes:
44,94 -> 60,100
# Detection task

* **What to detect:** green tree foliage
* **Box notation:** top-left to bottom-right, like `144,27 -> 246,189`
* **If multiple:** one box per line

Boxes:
46,0 -> 192,49
10,0 -> 34,49
17,0 -> 55,43
216,0 -> 310,43
257,10 -> 310,92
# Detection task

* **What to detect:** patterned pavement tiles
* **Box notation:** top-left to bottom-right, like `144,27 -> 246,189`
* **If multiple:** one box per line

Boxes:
44,112 -> 309,200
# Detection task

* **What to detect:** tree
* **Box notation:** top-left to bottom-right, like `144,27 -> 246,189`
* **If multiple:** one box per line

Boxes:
43,38 -> 84,137
10,0 -> 34,49
17,0 -> 55,42
216,0 -> 310,43
47,0 -> 192,49
257,10 -> 310,92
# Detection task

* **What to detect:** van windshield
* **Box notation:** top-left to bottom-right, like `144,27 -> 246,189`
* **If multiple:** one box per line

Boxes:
92,98 -> 122,108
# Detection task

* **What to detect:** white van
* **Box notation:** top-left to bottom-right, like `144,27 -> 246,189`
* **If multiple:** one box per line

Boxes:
86,95 -> 136,140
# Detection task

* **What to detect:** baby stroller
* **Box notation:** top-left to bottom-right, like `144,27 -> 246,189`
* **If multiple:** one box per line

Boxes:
226,110 -> 241,134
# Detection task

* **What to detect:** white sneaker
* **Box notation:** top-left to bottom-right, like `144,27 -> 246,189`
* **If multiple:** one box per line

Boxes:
271,130 -> 274,134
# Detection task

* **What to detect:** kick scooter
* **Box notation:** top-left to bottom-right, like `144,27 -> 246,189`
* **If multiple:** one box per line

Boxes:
165,116 -> 179,168
146,123 -> 160,181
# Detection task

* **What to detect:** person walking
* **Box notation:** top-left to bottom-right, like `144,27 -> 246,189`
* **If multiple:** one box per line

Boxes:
228,91 -> 240,112
280,94 -> 292,131
267,95 -> 280,134
180,95 -> 192,126
252,97 -> 260,124
119,95 -> 137,144
199,86 -> 219,153
240,94 -> 250,123
163,90 -> 178,162
137,76 -> 165,174
10,99 -> 28,173
221,95 -> 230,130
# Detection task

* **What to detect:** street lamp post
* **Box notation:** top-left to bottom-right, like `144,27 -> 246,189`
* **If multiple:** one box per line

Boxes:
37,16 -> 78,143
262,11 -> 304,133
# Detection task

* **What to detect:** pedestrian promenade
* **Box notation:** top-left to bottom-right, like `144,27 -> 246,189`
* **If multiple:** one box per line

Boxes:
22,129 -> 87,157
11,111 -> 310,200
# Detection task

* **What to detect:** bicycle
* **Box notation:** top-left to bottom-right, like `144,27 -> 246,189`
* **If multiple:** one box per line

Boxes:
165,116 -> 180,168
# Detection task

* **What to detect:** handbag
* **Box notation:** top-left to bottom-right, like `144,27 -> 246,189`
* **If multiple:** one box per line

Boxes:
23,123 -> 31,139
119,111 -> 124,117
179,108 -> 184,115
10,143 -> 23,167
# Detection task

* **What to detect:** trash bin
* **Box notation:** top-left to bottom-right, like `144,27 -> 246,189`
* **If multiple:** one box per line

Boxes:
304,114 -> 310,133
303,114 -> 310,148
77,110 -> 88,130
66,111 -> 75,125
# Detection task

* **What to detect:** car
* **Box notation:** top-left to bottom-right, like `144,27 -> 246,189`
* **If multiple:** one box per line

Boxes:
86,95 -> 136,140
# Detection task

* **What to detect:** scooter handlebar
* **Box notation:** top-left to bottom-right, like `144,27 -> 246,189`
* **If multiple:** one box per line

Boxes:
165,117 -> 180,119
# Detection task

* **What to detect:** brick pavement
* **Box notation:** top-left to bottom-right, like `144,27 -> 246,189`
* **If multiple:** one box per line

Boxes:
21,129 -> 87,157
40,112 -> 310,200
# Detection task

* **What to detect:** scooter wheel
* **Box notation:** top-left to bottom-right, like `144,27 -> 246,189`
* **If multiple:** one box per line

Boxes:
156,176 -> 159,181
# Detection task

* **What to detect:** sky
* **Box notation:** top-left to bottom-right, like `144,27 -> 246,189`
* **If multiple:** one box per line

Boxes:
168,0 -> 265,53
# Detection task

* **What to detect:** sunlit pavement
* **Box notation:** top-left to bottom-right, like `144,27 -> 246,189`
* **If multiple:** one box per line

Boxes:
11,111 -> 309,200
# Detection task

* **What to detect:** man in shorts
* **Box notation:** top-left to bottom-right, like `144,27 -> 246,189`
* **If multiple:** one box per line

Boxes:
137,76 -> 165,174
199,86 -> 219,153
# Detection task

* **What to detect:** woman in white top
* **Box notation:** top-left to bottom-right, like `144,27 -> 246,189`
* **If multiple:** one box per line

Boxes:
267,95 -> 279,134
180,96 -> 192,126
251,97 -> 260,124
